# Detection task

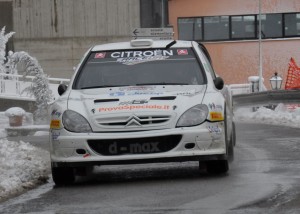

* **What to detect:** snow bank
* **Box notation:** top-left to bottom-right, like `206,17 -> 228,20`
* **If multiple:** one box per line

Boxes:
0,138 -> 50,202
0,112 -> 50,202
234,104 -> 300,128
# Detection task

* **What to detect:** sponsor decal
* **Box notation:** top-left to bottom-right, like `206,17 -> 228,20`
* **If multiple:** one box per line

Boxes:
94,52 -> 106,58
109,91 -> 163,97
50,119 -> 61,129
51,110 -> 62,118
208,103 -> 223,111
109,92 -> 126,96
127,91 -> 163,96
99,104 -> 170,112
207,125 -> 222,134
110,50 -> 173,58
177,49 -> 188,55
210,112 -> 224,121
176,91 -> 195,96
83,153 -> 90,158
119,86 -> 156,91
119,100 -> 148,105
109,141 -> 160,155
174,89 -> 203,97
117,55 -> 169,65
52,131 -> 60,140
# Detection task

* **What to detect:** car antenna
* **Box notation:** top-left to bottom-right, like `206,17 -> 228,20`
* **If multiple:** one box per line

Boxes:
165,40 -> 176,49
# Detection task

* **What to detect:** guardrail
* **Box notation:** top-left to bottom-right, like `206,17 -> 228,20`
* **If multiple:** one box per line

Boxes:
228,83 -> 251,96
232,89 -> 300,108
0,73 -> 70,100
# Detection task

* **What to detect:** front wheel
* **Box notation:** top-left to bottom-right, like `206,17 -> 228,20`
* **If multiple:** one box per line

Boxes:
205,160 -> 229,174
51,164 -> 75,186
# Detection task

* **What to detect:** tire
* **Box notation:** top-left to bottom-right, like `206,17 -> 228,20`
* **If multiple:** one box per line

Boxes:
232,122 -> 236,146
227,139 -> 234,162
206,160 -> 229,174
52,165 -> 75,186
224,105 -> 235,162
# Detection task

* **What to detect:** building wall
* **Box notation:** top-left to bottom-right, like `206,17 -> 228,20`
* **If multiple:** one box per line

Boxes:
10,0 -> 140,79
169,0 -> 300,88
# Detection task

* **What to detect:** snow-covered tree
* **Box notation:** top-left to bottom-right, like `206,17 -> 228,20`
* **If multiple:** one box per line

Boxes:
6,51 -> 18,75
0,26 -> 53,124
7,51 -> 54,124
0,26 -> 15,74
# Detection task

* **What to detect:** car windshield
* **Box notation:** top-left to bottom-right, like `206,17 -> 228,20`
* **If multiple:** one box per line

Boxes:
73,48 -> 206,89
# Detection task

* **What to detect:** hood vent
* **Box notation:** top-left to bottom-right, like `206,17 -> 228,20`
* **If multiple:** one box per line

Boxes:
150,96 -> 176,100
94,99 -> 119,104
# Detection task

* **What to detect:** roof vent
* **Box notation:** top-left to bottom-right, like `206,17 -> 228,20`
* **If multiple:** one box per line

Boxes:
130,39 -> 153,47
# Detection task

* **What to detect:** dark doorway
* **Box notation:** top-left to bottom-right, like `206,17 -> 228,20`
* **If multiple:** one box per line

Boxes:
140,0 -> 169,28
0,1 -> 14,53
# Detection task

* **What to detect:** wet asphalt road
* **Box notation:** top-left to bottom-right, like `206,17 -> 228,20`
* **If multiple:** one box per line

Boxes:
0,122 -> 300,214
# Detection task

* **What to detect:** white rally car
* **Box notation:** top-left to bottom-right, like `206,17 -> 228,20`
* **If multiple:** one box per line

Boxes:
50,39 -> 235,185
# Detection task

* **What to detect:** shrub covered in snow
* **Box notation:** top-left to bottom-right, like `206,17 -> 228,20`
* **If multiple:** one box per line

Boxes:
7,51 -> 54,124
0,26 -> 14,74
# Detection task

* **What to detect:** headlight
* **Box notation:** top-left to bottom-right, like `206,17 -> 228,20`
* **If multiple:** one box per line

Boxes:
176,104 -> 209,127
62,110 -> 92,133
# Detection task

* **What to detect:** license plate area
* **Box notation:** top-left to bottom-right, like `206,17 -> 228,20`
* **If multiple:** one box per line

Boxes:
88,135 -> 182,156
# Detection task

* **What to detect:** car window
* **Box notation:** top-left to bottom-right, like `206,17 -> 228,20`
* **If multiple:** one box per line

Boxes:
73,48 -> 206,89
198,45 -> 217,80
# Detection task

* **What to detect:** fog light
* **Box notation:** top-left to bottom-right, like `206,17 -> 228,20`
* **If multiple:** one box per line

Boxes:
185,143 -> 195,149
76,149 -> 87,155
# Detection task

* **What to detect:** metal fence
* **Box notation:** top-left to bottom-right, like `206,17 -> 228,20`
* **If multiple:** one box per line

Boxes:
0,73 -> 70,100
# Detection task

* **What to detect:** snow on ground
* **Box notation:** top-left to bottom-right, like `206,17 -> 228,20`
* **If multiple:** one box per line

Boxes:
0,112 -> 50,202
0,103 -> 300,202
234,103 -> 300,128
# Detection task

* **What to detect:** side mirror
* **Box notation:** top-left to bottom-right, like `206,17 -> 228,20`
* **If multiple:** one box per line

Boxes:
214,77 -> 224,90
58,84 -> 68,96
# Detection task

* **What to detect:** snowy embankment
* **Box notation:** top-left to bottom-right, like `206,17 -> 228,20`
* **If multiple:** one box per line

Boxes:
0,112 -> 50,202
234,103 -> 300,128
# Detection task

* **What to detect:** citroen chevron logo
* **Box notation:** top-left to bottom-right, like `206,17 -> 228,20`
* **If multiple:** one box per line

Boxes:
125,115 -> 142,127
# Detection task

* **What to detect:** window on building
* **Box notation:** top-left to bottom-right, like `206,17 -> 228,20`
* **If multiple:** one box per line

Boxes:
194,18 -> 202,40
231,15 -> 255,39
284,13 -> 300,36
178,18 -> 194,40
177,12 -> 300,42
204,16 -> 229,41
257,14 -> 283,38
178,18 -> 202,41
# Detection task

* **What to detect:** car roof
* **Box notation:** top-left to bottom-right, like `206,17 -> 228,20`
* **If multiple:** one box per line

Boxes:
91,40 -> 194,52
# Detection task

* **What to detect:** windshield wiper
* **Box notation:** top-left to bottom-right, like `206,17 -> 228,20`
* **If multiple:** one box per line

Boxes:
81,85 -> 129,89
136,82 -> 189,86
166,40 -> 177,49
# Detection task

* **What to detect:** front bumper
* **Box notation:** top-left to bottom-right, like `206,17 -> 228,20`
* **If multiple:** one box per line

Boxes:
50,121 -> 227,167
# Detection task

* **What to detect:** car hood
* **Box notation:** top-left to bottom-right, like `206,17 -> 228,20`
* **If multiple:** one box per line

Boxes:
67,85 -> 207,131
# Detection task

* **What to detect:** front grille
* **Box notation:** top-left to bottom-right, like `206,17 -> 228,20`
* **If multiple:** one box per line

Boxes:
96,115 -> 171,127
88,135 -> 182,156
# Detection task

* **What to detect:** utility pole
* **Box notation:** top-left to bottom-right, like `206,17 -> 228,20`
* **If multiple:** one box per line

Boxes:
258,0 -> 263,91
161,0 -> 165,27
